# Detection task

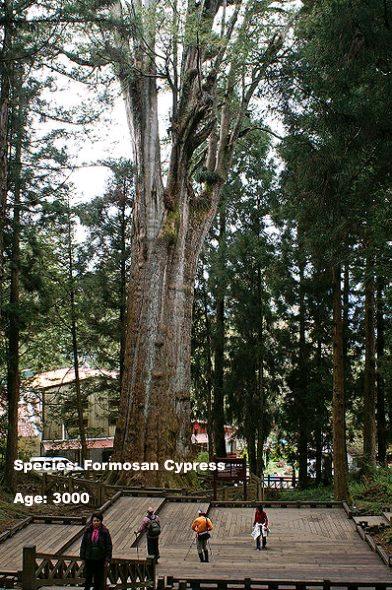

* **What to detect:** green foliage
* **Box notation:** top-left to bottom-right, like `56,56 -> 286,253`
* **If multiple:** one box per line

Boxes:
350,468 -> 392,514
278,486 -> 334,502
381,526 -> 392,546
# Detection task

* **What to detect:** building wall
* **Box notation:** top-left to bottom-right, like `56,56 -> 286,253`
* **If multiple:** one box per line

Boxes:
43,381 -> 115,441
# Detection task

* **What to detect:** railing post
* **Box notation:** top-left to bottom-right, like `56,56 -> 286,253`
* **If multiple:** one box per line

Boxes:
97,483 -> 104,507
22,545 -> 36,590
323,580 -> 331,590
267,474 -> 271,487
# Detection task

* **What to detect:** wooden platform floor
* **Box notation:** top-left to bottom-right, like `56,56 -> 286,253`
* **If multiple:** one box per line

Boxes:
0,501 -> 391,583
0,523 -> 81,573
136,501 -> 209,551
67,496 -> 165,558
152,507 -> 392,582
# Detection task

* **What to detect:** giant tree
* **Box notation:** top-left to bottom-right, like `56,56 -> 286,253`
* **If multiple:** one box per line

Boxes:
77,0 -> 291,464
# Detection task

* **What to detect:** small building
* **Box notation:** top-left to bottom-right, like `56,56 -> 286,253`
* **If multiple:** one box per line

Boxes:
25,367 -> 119,463
191,420 -> 245,457
13,369 -> 245,463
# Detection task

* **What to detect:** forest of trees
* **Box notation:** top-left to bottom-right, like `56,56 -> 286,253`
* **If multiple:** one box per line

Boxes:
0,0 -> 391,499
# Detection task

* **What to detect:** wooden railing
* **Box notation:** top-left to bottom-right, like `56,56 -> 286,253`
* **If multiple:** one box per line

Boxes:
0,516 -> 33,544
41,473 -> 112,507
208,498 -> 345,511
158,577 -> 392,590
21,545 -> 156,590
263,475 -> 297,489
41,473 -> 196,506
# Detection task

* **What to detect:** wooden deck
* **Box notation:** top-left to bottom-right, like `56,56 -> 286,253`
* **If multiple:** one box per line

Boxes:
0,497 -> 390,584
137,501 -> 209,551
66,496 -> 165,558
154,507 -> 391,582
0,523 -> 81,573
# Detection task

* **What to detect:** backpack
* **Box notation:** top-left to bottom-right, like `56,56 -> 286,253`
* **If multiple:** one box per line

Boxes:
147,516 -> 161,538
197,517 -> 211,540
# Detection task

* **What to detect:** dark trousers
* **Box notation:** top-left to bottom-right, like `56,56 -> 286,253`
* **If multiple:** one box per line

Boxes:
84,559 -> 106,590
256,534 -> 267,549
147,536 -> 159,559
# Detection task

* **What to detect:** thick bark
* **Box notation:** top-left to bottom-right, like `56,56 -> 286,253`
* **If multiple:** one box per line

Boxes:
67,212 -> 88,462
114,65 -> 226,467
331,265 -> 349,500
363,255 -> 376,469
4,72 -> 22,492
376,276 -> 387,465
213,207 -> 226,458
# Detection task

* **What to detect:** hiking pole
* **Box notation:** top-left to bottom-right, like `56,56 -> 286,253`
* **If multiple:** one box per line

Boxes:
183,535 -> 197,561
207,539 -> 214,560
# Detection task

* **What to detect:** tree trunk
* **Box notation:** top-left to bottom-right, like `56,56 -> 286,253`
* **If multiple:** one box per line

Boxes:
255,200 -> 266,478
213,206 -> 226,458
0,0 -> 12,316
256,428 -> 264,478
298,251 -> 308,488
331,265 -> 349,500
342,264 -> 350,464
315,305 -> 323,486
4,70 -> 23,492
119,186 -> 127,389
112,185 -> 213,465
342,264 -> 349,369
67,210 -> 88,462
247,431 -> 257,476
363,254 -> 376,469
315,428 -> 322,485
201,275 -> 215,459
376,276 -> 387,465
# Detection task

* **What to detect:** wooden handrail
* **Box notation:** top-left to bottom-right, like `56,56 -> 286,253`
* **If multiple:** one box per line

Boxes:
22,545 -> 156,590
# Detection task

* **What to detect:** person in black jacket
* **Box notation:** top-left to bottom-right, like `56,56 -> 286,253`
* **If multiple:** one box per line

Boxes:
80,512 -> 112,590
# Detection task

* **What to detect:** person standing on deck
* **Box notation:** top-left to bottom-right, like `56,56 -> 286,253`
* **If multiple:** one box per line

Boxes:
80,512 -> 112,590
135,507 -> 161,563
253,505 -> 269,550
191,509 -> 213,562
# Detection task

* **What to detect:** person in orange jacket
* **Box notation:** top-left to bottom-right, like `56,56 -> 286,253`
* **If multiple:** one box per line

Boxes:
191,509 -> 213,562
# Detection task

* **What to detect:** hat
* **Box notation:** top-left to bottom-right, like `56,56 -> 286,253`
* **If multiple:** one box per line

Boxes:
198,508 -> 206,515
